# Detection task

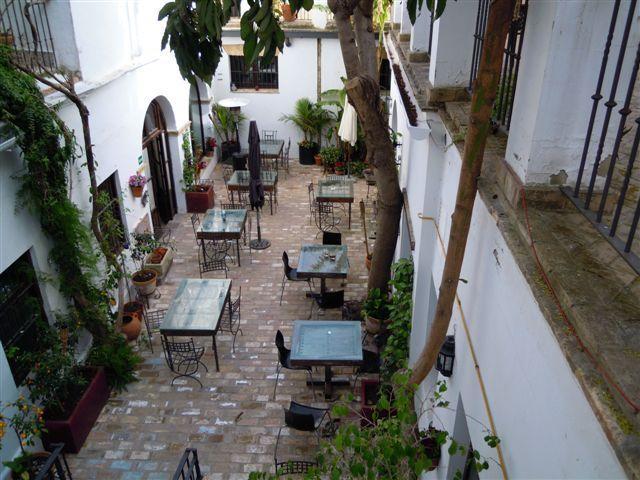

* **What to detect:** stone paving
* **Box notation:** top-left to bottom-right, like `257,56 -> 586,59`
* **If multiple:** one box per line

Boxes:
67,162 -> 374,479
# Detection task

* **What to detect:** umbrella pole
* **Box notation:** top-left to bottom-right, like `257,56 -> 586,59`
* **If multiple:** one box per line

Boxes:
250,207 -> 271,250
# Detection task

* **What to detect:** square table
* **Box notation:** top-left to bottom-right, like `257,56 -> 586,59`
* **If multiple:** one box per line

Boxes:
240,139 -> 284,159
290,320 -> 363,399
227,170 -> 278,214
296,244 -> 348,294
316,178 -> 355,229
197,208 -> 247,266
160,278 -> 232,372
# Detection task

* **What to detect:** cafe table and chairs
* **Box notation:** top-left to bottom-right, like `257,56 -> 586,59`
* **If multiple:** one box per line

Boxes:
160,278 -> 232,372
316,177 -> 355,229
196,208 -> 247,266
226,170 -> 278,215
289,320 -> 363,399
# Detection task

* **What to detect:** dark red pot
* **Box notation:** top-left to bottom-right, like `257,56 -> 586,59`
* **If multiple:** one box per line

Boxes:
185,184 -> 215,213
42,367 -> 110,453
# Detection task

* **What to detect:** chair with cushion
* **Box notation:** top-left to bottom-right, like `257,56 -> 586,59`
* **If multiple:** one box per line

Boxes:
161,337 -> 208,388
280,251 -> 312,305
274,401 -> 334,474
322,231 -> 342,245
273,330 -> 315,400
219,286 -> 243,352
310,290 -> 344,319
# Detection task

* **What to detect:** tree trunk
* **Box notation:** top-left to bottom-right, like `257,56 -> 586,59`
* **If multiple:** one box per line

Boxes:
409,0 -> 516,385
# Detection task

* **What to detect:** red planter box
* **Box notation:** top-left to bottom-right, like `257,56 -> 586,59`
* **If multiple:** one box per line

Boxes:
43,367 -> 110,453
185,185 -> 215,213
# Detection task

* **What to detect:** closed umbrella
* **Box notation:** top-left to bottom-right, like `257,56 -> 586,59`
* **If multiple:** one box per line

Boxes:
338,99 -> 358,177
247,120 -> 270,250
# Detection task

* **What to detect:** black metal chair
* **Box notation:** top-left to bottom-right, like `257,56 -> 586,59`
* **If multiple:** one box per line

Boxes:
140,307 -> 167,353
197,239 -> 229,278
219,286 -> 243,352
353,349 -> 381,394
310,290 -> 344,319
280,251 -> 313,305
322,231 -> 342,245
161,337 -> 208,388
280,138 -> 291,177
274,401 -> 333,474
34,443 -> 73,480
172,448 -> 203,480
220,202 -> 245,210
273,330 -> 315,400
262,129 -> 278,141
190,213 -> 200,245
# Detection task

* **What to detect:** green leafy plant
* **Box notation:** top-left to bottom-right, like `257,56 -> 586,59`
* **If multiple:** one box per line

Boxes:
0,396 -> 45,453
362,287 -> 391,320
182,132 -> 197,192
130,232 -> 162,271
211,103 -> 246,144
318,146 -> 342,170
280,98 -> 334,147
88,336 -> 142,391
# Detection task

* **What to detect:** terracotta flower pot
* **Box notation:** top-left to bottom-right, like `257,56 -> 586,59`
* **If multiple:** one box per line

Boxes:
121,314 -> 142,341
123,301 -> 144,323
132,269 -> 157,296
130,185 -> 143,197
282,4 -> 297,21
314,154 -> 323,166
364,314 -> 391,334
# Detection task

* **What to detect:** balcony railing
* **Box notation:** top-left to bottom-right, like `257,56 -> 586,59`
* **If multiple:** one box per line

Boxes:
0,0 -> 57,71
469,0 -> 528,131
563,0 -> 640,273
34,443 -> 73,480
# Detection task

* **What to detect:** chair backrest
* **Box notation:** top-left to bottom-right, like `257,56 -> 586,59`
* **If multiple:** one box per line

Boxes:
190,214 -> 200,236
222,166 -> 233,183
144,308 -> 167,331
275,330 -> 289,365
199,241 -> 228,274
284,406 -> 316,432
284,139 -> 291,158
322,231 -> 342,245
318,290 -> 344,310
282,251 -> 293,277
172,448 -> 203,480
232,286 -> 241,314
220,203 -> 244,210
262,129 -> 277,141
162,337 -> 196,371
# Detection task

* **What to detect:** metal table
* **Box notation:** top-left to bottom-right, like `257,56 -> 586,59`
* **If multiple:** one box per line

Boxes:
197,208 -> 247,266
240,139 -> 284,159
296,244 -> 349,294
316,178 -> 355,229
160,278 -> 232,372
227,170 -> 278,215
290,320 -> 363,399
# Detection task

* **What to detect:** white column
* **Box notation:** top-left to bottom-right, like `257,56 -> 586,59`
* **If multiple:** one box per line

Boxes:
409,6 -> 430,55
428,0 -> 478,88
393,0 -> 403,26
400,0 -> 412,36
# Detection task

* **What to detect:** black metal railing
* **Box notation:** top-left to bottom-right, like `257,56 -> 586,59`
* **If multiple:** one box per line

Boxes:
172,448 -> 203,480
34,443 -> 73,480
0,0 -> 57,71
564,0 -> 640,273
469,0 -> 528,131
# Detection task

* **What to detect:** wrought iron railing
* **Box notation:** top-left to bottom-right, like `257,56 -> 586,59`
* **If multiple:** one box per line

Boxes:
172,448 -> 203,480
34,443 -> 73,480
0,0 -> 57,71
563,0 -> 640,273
469,0 -> 528,131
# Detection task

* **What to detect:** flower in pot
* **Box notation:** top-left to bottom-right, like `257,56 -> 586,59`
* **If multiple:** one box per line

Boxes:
319,146 -> 341,173
205,136 -> 217,155
334,161 -> 346,175
211,103 -> 246,162
182,132 -> 214,213
362,288 -> 391,334
280,98 -> 334,165
130,232 -> 161,295
128,173 -> 146,198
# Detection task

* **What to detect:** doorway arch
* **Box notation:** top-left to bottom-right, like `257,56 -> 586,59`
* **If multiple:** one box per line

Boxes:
142,99 -> 177,228
189,79 -> 211,154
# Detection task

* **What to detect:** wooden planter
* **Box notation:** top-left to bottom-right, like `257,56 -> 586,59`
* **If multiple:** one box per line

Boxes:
42,367 -> 110,453
185,184 -> 215,213
145,248 -> 174,281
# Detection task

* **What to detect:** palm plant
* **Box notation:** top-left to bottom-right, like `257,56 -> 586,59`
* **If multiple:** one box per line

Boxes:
210,103 -> 246,144
280,98 -> 334,147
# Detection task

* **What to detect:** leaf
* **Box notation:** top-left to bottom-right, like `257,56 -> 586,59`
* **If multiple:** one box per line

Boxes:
243,35 -> 257,66
434,0 -> 447,19
302,0 -> 314,10
158,1 -> 176,20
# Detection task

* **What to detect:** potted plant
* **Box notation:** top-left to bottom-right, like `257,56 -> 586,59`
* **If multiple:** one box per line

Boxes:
130,232 -> 160,295
121,301 -> 144,341
280,98 -> 334,165
418,426 -> 444,470
205,136 -> 217,155
334,160 -> 346,175
319,146 -> 341,172
182,132 -> 214,213
211,104 -> 246,162
128,173 -> 146,198
144,245 -> 175,280
281,3 -> 297,21
362,288 -> 391,334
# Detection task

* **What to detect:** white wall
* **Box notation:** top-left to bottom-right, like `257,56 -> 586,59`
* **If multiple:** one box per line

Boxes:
212,35 -> 345,153
388,61 -> 627,480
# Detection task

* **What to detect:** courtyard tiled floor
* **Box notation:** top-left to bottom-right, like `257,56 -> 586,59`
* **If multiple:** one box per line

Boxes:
67,162 -> 373,479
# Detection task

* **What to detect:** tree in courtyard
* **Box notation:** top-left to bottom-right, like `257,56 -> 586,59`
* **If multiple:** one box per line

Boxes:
159,0 -> 403,292
409,0 -> 516,385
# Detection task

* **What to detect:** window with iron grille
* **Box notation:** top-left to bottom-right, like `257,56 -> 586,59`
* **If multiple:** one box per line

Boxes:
97,172 -> 126,255
0,251 -> 48,385
229,56 -> 279,90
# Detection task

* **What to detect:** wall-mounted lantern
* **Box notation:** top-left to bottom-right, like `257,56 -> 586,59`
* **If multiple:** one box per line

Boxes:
435,335 -> 455,377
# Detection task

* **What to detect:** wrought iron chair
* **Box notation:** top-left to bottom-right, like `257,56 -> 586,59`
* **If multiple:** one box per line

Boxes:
262,129 -> 278,141
322,231 -> 342,245
140,304 -> 167,353
310,290 -> 345,319
280,138 -> 291,177
353,349 -> 381,394
273,330 -> 315,400
172,448 -> 203,480
33,443 -> 73,480
161,337 -> 208,388
280,251 -> 313,305
222,165 -> 234,201
219,286 -> 243,352
190,213 -> 201,245
274,401 -> 334,474
197,239 -> 229,278
220,202 -> 245,210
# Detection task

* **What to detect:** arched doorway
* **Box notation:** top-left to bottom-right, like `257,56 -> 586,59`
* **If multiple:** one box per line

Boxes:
142,100 -> 177,228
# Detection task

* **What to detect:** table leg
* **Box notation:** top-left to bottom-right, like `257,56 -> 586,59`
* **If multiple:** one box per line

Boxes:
349,203 -> 352,229
212,335 -> 220,372
236,238 -> 241,266
270,191 -> 273,215
231,190 -> 235,204
320,278 -> 327,295
324,366 -> 333,399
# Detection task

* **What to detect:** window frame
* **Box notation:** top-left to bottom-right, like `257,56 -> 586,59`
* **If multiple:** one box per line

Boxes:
229,55 -> 279,90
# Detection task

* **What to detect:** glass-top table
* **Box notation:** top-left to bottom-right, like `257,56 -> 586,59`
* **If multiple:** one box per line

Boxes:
240,139 -> 284,158
297,244 -> 348,293
290,320 -> 363,398
197,208 -> 248,266
160,278 -> 232,371
227,170 -> 278,214
317,178 -> 355,228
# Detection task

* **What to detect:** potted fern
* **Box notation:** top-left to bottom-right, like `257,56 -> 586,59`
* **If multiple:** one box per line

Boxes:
280,98 -> 334,165
211,103 -> 246,163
